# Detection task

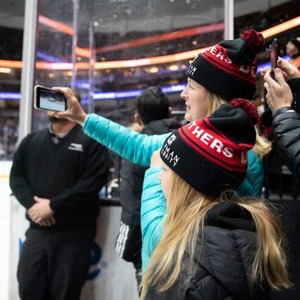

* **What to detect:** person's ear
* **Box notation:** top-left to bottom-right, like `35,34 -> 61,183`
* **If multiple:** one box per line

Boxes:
168,106 -> 172,117
134,113 -> 143,126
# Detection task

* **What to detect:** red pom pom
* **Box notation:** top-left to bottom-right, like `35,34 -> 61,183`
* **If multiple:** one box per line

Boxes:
240,29 -> 265,54
257,118 -> 273,140
230,98 -> 259,125
262,126 -> 273,140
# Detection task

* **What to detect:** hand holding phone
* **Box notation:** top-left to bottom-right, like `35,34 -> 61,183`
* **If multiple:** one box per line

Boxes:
270,38 -> 278,79
34,85 -> 67,112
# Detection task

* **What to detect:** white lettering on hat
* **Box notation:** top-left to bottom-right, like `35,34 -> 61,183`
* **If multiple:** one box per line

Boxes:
223,147 -> 234,158
209,46 -> 232,64
188,65 -> 197,76
191,126 -> 214,145
187,121 -> 198,130
201,132 -> 213,145
239,65 -> 257,77
166,133 -> 176,145
191,126 -> 205,138
210,139 -> 224,153
186,121 -> 234,158
161,142 -> 180,167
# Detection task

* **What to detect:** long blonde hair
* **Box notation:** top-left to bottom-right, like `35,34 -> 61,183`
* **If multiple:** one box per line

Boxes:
238,199 -> 292,289
140,173 -> 292,299
205,91 -> 271,159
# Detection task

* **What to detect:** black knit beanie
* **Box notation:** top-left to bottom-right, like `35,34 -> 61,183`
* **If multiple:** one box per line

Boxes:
186,29 -> 265,101
160,99 -> 258,196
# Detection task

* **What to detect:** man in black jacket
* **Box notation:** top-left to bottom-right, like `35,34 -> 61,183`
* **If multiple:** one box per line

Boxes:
9,97 -> 112,300
115,87 -> 181,286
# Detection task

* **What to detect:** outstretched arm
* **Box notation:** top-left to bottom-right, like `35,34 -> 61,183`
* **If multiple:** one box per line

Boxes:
83,114 -> 168,166
51,87 -> 168,166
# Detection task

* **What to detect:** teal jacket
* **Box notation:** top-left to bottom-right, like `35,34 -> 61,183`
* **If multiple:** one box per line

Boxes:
84,114 -> 264,270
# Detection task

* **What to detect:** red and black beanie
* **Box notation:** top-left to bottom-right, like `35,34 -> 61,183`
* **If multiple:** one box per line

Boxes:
160,99 -> 258,196
186,29 -> 265,100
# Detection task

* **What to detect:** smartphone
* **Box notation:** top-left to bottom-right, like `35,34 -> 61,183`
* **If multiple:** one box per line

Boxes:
34,85 -> 67,112
270,38 -> 278,78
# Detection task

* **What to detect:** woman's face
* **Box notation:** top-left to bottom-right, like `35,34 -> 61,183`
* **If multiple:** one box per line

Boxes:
158,163 -> 173,203
286,41 -> 299,57
180,78 -> 208,122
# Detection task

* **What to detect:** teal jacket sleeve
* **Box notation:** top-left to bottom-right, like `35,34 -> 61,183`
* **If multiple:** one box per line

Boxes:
236,149 -> 264,198
141,166 -> 166,272
83,113 -> 168,166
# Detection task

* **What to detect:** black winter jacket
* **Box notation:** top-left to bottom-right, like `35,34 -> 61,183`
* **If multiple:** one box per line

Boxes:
272,77 -> 300,183
115,118 -> 181,269
145,202 -> 270,300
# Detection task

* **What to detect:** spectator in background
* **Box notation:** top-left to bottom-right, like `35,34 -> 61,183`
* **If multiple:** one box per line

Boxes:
9,94 -> 112,300
115,86 -> 181,286
285,37 -> 300,71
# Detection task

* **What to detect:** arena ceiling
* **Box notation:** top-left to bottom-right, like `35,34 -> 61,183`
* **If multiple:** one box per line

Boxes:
0,0 -> 293,32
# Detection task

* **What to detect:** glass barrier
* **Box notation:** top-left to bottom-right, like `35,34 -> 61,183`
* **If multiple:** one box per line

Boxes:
1,0 -> 300,158
33,0 -> 225,130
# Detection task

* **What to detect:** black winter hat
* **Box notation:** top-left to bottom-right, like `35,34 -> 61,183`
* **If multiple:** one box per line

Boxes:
186,29 -> 265,101
160,99 -> 258,196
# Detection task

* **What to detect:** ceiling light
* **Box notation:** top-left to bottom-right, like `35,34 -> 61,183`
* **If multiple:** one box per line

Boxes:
169,65 -> 178,71
0,67 -> 11,73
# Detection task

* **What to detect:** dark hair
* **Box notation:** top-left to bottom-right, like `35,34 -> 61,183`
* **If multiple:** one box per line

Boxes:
135,87 -> 170,125
288,37 -> 300,52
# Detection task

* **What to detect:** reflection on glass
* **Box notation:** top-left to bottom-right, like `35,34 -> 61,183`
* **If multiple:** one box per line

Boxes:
1,0 -> 299,159
34,0 -> 225,130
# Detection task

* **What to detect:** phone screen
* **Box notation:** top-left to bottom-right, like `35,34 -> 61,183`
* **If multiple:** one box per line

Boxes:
34,86 -> 67,112
270,38 -> 278,73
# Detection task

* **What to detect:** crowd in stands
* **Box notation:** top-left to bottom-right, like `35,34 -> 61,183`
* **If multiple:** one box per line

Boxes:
0,1 -> 299,159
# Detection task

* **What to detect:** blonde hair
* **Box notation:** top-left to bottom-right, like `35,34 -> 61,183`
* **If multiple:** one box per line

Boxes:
140,173 -> 292,298
205,91 -> 271,159
239,199 -> 292,289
